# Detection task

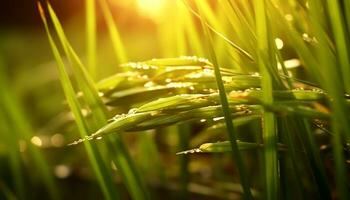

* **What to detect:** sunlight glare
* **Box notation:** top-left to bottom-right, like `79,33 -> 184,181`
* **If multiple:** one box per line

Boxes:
137,0 -> 165,19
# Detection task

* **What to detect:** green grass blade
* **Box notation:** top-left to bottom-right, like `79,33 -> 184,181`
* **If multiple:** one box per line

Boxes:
38,4 -> 119,199
0,66 -> 26,200
279,118 -> 305,199
99,0 -> 128,63
327,0 -> 350,93
308,1 -> 350,199
0,53 -> 59,200
47,2 -> 108,127
345,0 -> 350,41
177,124 -> 190,199
86,0 -> 97,79
177,141 -> 261,154
182,0 -> 254,62
46,4 -> 150,199
254,0 -> 278,199
197,2 -> 253,199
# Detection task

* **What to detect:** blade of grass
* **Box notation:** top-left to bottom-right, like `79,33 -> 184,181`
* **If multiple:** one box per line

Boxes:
0,74 -> 25,200
38,4 -> 119,200
182,3 -> 204,56
86,0 -> 96,79
327,0 -> 350,93
308,1 -> 350,199
279,118 -> 305,200
254,0 -> 278,199
197,2 -> 253,199
98,0 -> 128,63
0,54 -> 59,200
182,0 -> 254,62
177,124 -> 190,200
267,8 -> 334,198
173,8 -> 191,196
345,0 -> 350,41
45,4 -> 150,199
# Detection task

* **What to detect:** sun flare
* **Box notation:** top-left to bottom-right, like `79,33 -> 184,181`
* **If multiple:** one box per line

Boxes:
136,0 -> 165,18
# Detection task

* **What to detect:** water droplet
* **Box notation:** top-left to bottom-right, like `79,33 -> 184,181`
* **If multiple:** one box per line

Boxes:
68,141 -> 78,146
31,136 -> 42,147
251,72 -> 260,77
144,81 -> 155,88
176,148 -> 202,155
275,38 -> 284,50
194,148 -> 202,153
213,117 -> 224,121
128,108 -> 138,114
165,78 -> 172,83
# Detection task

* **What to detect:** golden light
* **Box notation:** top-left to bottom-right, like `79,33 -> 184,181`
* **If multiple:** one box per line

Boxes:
136,0 -> 166,19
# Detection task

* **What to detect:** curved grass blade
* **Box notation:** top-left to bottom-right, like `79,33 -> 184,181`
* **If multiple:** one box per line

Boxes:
182,0 -> 254,62
178,141 -> 288,154
177,141 -> 260,154
144,56 -> 211,66
45,3 -> 150,199
198,3 -> 253,199
38,4 -> 119,199
0,53 -> 59,200
99,0 -> 128,63
86,0 -> 96,78
137,94 -> 213,112
308,1 -> 350,198
254,0 -> 278,199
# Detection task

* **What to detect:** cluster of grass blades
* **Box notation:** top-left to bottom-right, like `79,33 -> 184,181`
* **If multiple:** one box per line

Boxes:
1,0 -> 344,199
67,55 -> 344,199
38,2 -> 149,200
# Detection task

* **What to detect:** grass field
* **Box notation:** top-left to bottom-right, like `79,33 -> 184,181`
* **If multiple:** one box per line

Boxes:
1,0 -> 350,199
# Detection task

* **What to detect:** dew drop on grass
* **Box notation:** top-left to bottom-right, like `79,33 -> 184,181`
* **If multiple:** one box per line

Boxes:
165,78 -> 172,83
31,136 -> 42,147
144,81 -> 155,88
275,38 -> 284,50
251,72 -> 260,77
128,108 -> 138,114
213,117 -> 224,121
176,148 -> 202,155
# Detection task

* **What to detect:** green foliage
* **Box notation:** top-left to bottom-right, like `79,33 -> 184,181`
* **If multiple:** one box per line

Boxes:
1,0 -> 350,199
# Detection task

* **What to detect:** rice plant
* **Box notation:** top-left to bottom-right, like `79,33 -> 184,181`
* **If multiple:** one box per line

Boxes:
1,0 -> 350,199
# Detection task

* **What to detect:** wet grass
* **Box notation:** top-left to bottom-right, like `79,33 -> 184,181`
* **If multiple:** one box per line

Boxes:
1,0 -> 349,199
